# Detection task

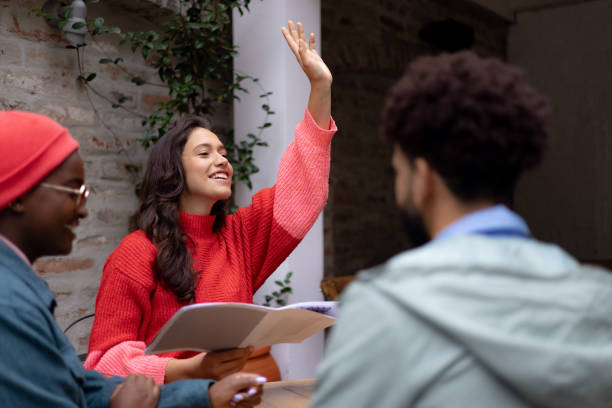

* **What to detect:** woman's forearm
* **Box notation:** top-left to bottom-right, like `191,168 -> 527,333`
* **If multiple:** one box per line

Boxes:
307,80 -> 332,130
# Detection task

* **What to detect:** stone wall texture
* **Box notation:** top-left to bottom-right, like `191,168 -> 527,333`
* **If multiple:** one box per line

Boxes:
321,0 -> 509,277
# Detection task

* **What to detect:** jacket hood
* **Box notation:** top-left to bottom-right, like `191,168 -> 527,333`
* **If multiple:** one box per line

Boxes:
364,235 -> 612,408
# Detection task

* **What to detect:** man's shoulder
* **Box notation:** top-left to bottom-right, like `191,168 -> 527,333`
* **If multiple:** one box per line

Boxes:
379,235 -> 578,278
0,267 -> 50,330
0,254 -> 38,308
346,234 -> 607,309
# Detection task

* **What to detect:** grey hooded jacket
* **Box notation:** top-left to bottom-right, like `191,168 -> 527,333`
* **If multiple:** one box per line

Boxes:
311,235 -> 612,408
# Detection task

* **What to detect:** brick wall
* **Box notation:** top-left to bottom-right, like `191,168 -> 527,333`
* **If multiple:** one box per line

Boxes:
0,0 -> 229,355
321,0 -> 509,277
0,0 -> 508,354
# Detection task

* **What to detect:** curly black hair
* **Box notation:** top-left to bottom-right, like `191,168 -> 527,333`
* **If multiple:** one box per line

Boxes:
382,51 -> 551,203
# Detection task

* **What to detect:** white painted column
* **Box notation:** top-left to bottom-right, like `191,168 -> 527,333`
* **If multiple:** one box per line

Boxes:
233,0 -> 324,380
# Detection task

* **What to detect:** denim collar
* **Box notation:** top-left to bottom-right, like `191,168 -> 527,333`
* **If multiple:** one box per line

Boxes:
0,240 -> 56,314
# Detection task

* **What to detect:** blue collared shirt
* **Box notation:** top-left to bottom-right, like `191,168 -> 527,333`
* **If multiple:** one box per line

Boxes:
435,204 -> 531,241
0,240 -> 213,407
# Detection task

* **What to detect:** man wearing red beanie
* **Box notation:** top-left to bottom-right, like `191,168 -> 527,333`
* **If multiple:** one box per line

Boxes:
0,111 -> 265,407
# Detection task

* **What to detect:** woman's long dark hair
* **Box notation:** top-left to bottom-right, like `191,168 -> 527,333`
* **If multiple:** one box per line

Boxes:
132,116 -> 229,302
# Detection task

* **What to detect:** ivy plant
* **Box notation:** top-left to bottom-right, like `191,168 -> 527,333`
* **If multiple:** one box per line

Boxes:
262,271 -> 293,307
32,0 -> 270,190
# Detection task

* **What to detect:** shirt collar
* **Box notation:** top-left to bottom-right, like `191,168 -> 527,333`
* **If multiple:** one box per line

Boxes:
0,234 -> 31,266
434,204 -> 530,241
0,239 -> 57,314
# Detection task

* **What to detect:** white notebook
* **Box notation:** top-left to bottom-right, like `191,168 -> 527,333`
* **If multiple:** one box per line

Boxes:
145,301 -> 338,354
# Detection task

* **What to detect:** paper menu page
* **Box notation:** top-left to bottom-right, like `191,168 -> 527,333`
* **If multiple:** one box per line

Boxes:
240,308 -> 335,348
146,303 -> 267,354
279,301 -> 339,317
145,302 -> 336,354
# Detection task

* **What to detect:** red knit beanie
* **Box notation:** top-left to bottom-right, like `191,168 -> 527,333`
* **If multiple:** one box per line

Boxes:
0,111 -> 79,211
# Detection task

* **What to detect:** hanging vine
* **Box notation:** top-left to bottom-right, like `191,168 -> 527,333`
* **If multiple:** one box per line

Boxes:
32,0 -> 271,190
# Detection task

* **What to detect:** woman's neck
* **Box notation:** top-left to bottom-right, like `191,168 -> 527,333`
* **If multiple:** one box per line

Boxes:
178,194 -> 215,215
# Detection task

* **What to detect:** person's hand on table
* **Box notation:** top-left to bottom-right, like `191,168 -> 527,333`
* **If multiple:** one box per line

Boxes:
109,374 -> 160,408
165,347 -> 254,382
209,372 -> 267,408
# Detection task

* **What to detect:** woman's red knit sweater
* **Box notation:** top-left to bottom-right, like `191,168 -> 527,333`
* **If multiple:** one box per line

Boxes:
84,109 -> 336,384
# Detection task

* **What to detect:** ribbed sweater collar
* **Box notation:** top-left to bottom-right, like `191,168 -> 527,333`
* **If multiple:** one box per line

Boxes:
179,212 -> 216,239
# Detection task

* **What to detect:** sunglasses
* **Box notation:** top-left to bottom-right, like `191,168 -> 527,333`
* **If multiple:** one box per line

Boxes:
39,183 -> 90,209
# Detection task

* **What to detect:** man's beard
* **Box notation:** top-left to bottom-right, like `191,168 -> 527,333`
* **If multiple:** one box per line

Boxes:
400,209 -> 430,249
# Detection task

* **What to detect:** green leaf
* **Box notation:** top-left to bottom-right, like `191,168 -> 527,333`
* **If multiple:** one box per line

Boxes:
85,73 -> 96,82
71,22 -> 85,30
124,164 -> 139,173
99,58 -> 112,64
131,77 -> 145,86
114,57 -> 124,64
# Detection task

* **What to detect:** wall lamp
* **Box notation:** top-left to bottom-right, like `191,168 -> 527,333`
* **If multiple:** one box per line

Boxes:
42,0 -> 87,45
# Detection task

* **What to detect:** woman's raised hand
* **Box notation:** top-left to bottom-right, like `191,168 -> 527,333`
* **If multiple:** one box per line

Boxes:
281,20 -> 332,87
282,20 -> 332,129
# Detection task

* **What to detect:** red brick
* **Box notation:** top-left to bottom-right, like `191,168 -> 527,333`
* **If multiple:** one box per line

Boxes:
141,93 -> 172,109
35,258 -> 95,274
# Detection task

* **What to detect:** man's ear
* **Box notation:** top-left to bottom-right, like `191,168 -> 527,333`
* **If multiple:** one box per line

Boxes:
411,157 -> 434,208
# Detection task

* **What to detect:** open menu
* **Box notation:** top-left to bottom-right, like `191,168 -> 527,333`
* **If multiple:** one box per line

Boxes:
145,301 -> 338,354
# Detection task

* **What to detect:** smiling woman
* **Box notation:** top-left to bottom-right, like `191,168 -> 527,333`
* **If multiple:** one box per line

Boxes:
180,127 -> 234,215
84,20 -> 337,385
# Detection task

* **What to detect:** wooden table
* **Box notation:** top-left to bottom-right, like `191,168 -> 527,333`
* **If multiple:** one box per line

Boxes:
257,378 -> 315,408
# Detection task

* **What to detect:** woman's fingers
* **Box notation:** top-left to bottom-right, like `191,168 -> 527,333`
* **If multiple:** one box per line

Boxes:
297,21 -> 305,42
281,27 -> 302,65
282,19 -> 332,87
289,20 -> 298,41
281,27 -> 298,54
230,385 -> 264,407
283,21 -> 312,60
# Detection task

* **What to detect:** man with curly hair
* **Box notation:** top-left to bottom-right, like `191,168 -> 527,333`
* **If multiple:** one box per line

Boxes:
311,51 -> 612,408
